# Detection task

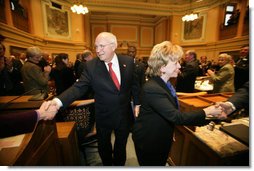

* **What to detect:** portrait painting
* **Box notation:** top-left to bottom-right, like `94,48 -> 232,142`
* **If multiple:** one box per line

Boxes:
182,14 -> 206,42
43,2 -> 71,39
10,46 -> 26,57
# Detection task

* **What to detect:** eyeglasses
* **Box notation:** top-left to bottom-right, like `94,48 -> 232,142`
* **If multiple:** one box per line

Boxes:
94,43 -> 113,50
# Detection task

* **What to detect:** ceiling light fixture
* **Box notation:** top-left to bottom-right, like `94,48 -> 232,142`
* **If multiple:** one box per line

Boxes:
70,1 -> 89,15
182,13 -> 199,22
182,0 -> 199,22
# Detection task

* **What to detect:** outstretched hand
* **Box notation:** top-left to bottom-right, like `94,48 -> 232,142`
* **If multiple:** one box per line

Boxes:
36,101 -> 60,120
216,101 -> 235,116
203,104 -> 227,119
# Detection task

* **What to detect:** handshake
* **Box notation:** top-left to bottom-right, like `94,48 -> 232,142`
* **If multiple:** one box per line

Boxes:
203,101 -> 235,120
35,100 -> 61,121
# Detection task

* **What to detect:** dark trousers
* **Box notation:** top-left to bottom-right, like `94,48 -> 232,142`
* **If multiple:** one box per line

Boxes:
134,143 -> 168,166
96,122 -> 130,166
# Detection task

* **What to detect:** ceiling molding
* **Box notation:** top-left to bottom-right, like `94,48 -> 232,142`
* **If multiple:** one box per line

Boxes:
75,0 -> 231,16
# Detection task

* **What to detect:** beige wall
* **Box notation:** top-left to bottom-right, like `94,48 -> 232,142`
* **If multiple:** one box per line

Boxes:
0,0 -> 249,63
89,13 -> 158,58
154,20 -> 167,44
1,0 -> 89,62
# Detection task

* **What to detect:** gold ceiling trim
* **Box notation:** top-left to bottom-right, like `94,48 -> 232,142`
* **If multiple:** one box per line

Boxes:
81,0 -> 231,16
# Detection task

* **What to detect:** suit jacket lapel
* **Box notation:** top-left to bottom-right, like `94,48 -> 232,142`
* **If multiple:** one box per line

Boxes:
153,77 -> 178,108
97,59 -> 117,89
118,55 -> 127,90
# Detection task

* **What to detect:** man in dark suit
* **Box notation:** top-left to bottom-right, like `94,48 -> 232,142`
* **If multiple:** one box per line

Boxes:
234,45 -> 249,91
218,81 -> 249,115
44,32 -> 140,166
127,46 -> 146,89
74,52 -> 82,79
176,50 -> 199,93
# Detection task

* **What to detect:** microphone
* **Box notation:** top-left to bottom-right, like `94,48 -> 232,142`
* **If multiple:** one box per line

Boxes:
28,90 -> 48,101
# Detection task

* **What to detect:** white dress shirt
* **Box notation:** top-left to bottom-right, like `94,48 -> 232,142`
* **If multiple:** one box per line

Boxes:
105,53 -> 121,84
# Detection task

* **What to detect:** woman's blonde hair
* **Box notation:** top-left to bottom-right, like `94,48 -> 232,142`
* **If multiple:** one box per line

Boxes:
146,41 -> 183,77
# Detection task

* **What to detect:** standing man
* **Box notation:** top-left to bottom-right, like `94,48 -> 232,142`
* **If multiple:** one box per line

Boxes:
0,43 -> 13,96
44,32 -> 140,166
234,45 -> 249,91
176,50 -> 199,93
207,53 -> 235,93
127,46 -> 146,88
38,51 -> 52,71
76,49 -> 94,79
74,52 -> 82,79
77,49 -> 94,99
21,46 -> 51,95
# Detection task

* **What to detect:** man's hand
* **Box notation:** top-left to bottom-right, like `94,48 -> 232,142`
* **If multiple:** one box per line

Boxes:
44,65 -> 52,73
134,105 -> 140,118
36,101 -> 60,120
206,69 -> 214,76
216,101 -> 235,115
203,104 -> 227,119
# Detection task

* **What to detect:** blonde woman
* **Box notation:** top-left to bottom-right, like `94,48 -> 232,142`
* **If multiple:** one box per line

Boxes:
132,41 -> 225,166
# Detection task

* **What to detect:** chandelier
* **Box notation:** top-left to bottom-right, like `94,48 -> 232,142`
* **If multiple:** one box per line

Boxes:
70,1 -> 89,15
182,0 -> 199,22
182,13 -> 199,22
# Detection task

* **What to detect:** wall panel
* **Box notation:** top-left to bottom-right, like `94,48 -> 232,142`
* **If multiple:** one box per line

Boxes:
110,25 -> 138,42
140,26 -> 154,47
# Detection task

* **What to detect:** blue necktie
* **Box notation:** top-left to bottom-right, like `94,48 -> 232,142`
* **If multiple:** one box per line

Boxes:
166,82 -> 179,109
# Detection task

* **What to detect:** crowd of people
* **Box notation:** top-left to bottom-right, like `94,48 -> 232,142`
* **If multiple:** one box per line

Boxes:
0,43 -> 96,97
0,32 -> 249,166
174,45 -> 249,95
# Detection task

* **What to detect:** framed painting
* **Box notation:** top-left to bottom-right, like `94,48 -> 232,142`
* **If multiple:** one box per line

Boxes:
42,1 -> 71,39
182,14 -> 206,42
9,46 -> 26,57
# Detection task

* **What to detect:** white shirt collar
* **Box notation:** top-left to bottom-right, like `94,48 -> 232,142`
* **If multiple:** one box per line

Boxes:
105,53 -> 118,68
105,53 -> 121,83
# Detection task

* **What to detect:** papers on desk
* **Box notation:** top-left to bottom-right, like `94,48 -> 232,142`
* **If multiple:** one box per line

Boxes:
195,79 -> 213,91
0,134 -> 25,151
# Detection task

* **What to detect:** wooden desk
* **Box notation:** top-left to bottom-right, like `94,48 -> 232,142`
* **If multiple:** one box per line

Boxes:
56,122 -> 81,166
168,93 -> 249,166
168,119 -> 249,166
0,95 -> 53,111
69,99 -> 95,107
0,120 -> 62,166
178,93 -> 233,113
0,121 -> 81,166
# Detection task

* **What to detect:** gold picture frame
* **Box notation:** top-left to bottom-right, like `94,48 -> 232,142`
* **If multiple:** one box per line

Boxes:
182,14 -> 206,42
42,1 -> 71,39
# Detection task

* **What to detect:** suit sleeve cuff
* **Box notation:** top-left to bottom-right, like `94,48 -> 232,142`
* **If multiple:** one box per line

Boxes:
53,98 -> 63,108
225,101 -> 236,111
35,110 -> 40,121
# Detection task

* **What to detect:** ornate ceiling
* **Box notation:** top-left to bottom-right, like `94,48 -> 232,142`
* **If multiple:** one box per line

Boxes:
69,0 -> 231,16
